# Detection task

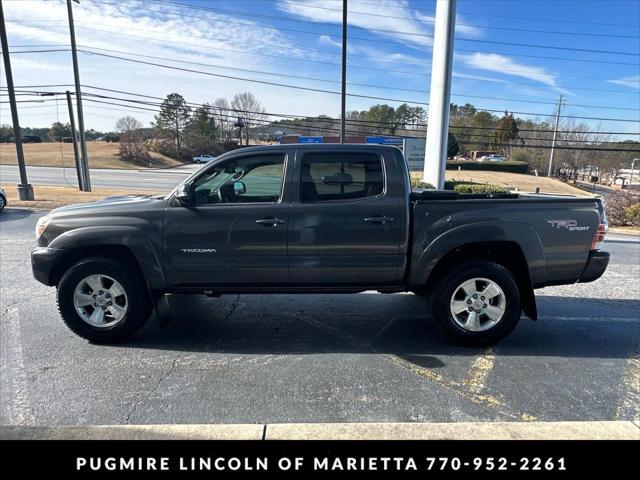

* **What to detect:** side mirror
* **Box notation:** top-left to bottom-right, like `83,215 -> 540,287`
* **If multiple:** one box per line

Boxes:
175,182 -> 193,205
233,181 -> 246,195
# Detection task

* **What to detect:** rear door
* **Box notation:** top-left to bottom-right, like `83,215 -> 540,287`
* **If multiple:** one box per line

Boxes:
163,151 -> 291,287
287,148 -> 405,286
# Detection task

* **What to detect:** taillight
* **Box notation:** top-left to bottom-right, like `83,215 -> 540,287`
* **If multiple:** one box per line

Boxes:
591,210 -> 608,251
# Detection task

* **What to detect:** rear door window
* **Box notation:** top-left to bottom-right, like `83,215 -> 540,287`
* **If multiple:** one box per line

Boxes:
300,152 -> 383,202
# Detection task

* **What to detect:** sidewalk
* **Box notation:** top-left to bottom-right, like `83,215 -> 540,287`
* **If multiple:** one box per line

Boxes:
2,421 -> 638,440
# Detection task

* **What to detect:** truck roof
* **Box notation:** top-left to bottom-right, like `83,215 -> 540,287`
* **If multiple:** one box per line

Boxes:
231,143 -> 402,154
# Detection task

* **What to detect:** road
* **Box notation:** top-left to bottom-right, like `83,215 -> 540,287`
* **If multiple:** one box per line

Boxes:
1,208 -> 638,425
0,164 -> 199,192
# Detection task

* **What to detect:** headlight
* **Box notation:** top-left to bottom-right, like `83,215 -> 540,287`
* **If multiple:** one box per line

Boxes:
35,216 -> 51,239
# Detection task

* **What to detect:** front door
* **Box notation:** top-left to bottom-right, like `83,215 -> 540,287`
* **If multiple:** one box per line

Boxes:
163,152 -> 290,287
287,149 -> 404,286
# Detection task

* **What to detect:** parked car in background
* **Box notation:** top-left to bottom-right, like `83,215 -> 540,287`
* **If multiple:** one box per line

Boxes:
479,154 -> 507,162
0,187 -> 7,212
22,135 -> 42,143
193,154 -> 217,164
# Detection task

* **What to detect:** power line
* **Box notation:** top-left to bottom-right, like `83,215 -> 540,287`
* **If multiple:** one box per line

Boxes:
269,0 -> 640,39
349,0 -> 640,28
73,89 -> 640,143
6,85 -> 640,131
62,23 -> 639,82
85,1 -> 640,56
75,50 -> 640,123
7,85 -> 639,147
75,45 -> 640,112
76,97 -> 640,152
13,23 -> 637,95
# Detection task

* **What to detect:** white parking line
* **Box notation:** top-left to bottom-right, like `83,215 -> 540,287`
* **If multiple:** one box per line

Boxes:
0,307 -> 34,425
616,351 -> 640,420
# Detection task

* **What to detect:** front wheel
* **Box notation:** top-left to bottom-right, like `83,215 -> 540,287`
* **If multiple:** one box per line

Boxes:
56,257 -> 152,343
430,260 -> 522,346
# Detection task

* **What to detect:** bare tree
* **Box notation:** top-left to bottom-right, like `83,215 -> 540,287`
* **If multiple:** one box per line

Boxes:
211,98 -> 233,143
231,92 -> 266,145
115,116 -> 144,160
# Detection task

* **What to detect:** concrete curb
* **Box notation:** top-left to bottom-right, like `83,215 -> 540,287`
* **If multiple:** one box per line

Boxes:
2,421 -> 638,440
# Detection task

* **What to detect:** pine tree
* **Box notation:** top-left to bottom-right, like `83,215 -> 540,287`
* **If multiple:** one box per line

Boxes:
153,93 -> 191,156
492,111 -> 521,157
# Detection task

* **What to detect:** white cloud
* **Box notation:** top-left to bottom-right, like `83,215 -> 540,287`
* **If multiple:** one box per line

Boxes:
458,52 -> 558,87
414,12 -> 483,37
318,34 -> 343,49
278,0 -> 434,48
607,75 -> 640,90
2,0 -> 349,130
452,71 -> 508,83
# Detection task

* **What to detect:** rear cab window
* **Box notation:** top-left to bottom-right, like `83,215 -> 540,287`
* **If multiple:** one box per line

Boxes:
300,152 -> 384,202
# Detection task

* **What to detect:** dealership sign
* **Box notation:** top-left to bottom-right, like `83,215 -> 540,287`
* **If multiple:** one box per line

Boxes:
402,138 -> 425,170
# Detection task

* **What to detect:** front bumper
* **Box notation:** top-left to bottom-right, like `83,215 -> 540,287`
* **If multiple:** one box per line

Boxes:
31,247 -> 62,286
579,251 -> 610,283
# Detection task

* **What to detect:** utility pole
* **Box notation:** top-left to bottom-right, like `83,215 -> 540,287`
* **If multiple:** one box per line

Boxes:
66,91 -> 84,190
631,158 -> 637,189
340,0 -> 347,144
67,0 -> 91,191
423,0 -> 457,189
547,94 -> 563,177
0,0 -> 34,200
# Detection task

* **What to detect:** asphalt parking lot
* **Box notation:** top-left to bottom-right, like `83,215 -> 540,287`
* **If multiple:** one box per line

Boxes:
1,208 -> 638,426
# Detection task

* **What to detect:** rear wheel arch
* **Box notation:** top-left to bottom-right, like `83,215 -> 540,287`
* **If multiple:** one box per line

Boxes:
422,241 -> 537,320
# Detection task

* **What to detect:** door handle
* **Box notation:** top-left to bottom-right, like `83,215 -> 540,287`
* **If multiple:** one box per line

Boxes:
364,215 -> 394,224
256,217 -> 285,227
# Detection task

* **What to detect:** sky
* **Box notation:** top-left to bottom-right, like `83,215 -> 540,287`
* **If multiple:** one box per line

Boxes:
1,0 -> 639,138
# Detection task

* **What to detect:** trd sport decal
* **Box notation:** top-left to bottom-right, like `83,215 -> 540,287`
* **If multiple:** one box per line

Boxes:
547,220 -> 590,232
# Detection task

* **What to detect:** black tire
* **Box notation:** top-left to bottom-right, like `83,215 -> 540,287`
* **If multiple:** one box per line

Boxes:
56,256 -> 152,343
0,194 -> 6,211
430,260 -> 522,346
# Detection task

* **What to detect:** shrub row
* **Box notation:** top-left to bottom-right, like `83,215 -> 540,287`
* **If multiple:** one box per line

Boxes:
450,183 -> 507,194
446,161 -> 530,174
410,178 -> 507,194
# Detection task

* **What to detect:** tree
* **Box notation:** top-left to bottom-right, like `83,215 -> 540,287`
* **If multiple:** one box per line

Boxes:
231,92 -> 266,145
447,132 -> 459,158
367,104 -> 397,134
492,111 -> 521,157
212,98 -> 233,143
115,116 -> 145,160
184,105 -> 217,152
395,103 -> 426,131
153,93 -> 191,156
48,121 -> 72,141
0,124 -> 13,143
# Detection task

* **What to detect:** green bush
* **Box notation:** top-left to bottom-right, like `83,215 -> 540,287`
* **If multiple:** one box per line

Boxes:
446,160 -> 530,174
451,183 -> 507,194
411,179 -> 435,189
625,203 -> 640,226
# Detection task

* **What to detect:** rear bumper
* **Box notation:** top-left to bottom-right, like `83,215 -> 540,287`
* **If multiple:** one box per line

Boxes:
579,251 -> 610,283
31,247 -> 62,286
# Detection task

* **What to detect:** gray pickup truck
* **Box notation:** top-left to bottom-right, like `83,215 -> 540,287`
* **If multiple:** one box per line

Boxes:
31,144 -> 609,345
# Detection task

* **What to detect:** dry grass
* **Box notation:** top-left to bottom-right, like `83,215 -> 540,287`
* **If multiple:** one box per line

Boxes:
411,170 -> 593,197
0,141 -> 186,169
1,184 -> 159,210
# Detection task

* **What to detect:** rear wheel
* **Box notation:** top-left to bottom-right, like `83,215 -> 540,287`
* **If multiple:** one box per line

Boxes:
430,260 -> 522,346
57,257 -> 152,343
0,194 -> 5,211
